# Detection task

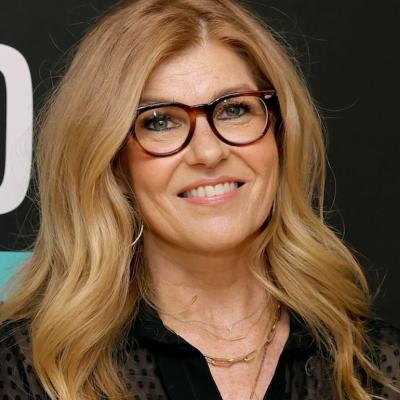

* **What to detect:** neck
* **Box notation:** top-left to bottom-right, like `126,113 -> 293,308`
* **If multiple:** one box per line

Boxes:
143,231 -> 270,328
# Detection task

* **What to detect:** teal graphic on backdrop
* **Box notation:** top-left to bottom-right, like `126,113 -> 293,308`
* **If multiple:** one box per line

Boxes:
0,252 -> 31,300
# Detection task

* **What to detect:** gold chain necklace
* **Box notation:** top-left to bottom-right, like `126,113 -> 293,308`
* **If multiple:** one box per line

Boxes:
249,340 -> 268,399
161,294 -> 269,338
164,300 -> 269,342
203,302 -> 281,367
164,301 -> 281,400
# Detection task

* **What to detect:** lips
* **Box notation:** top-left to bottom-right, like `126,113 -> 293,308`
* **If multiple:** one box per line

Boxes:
177,176 -> 246,197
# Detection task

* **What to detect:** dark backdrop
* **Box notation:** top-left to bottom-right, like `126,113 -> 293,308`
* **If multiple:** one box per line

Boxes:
0,0 -> 399,324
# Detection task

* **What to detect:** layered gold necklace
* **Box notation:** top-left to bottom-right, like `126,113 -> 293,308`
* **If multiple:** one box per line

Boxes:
163,299 -> 282,400
163,296 -> 270,342
204,302 -> 281,367
204,302 -> 281,400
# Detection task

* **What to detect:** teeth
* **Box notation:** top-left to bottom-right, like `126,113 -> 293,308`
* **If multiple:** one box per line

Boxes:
214,184 -> 224,195
182,182 -> 241,198
205,186 -> 215,197
197,186 -> 205,197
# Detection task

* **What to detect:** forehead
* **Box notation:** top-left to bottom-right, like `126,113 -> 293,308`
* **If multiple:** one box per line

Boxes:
140,41 -> 258,105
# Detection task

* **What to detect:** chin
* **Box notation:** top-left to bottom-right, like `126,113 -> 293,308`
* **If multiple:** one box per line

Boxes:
181,233 -> 253,254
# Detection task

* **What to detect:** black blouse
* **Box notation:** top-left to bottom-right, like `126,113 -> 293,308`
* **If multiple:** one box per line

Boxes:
1,299 -> 400,399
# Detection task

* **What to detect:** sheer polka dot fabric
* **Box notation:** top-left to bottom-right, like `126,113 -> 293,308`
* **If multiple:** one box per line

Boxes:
1,318 -> 399,399
0,319 -> 167,399
0,320 -> 48,399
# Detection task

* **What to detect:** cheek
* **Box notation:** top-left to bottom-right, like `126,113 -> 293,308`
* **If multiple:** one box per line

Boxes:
244,132 -> 280,185
122,138 -> 175,205
255,144 -> 279,175
252,137 -> 280,223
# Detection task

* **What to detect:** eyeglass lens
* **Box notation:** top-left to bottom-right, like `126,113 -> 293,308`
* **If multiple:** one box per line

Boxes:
134,95 -> 268,154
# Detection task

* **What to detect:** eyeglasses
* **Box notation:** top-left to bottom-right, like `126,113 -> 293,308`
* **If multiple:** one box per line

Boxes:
129,89 -> 278,157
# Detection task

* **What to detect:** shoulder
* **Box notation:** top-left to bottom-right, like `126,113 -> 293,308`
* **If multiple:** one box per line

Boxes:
367,317 -> 400,368
364,317 -> 400,397
0,318 -> 49,399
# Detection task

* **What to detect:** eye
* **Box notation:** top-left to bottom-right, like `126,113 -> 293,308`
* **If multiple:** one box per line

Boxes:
142,113 -> 178,132
215,101 -> 250,120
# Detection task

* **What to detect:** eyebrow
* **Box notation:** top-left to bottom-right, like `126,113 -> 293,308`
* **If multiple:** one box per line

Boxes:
139,83 -> 258,106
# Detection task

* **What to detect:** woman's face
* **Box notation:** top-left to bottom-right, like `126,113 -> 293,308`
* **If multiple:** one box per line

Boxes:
122,41 -> 279,253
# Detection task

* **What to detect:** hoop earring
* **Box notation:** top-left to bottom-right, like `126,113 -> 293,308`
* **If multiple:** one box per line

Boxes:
130,223 -> 143,247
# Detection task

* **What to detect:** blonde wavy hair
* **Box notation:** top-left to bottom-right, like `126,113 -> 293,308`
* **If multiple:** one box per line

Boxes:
0,0 -> 397,399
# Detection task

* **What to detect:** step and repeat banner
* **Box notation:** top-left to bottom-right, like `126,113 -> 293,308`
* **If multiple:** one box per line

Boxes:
1,1 -> 399,323
0,0 -> 116,293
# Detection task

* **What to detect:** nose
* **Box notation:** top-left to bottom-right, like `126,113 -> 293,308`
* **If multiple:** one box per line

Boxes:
182,114 -> 230,168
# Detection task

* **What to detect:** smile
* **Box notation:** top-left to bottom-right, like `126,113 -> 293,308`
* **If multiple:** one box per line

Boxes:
178,181 -> 245,198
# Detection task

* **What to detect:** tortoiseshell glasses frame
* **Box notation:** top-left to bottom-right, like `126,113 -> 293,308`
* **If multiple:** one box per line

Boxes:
129,89 -> 278,157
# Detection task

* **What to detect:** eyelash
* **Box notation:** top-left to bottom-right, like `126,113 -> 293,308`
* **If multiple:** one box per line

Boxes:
216,102 -> 250,118
144,102 -> 250,122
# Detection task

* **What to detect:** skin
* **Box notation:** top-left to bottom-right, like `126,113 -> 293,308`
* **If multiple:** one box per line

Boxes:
122,41 -> 289,399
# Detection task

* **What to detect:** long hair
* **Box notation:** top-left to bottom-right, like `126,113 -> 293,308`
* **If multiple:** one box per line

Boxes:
0,0 -> 396,399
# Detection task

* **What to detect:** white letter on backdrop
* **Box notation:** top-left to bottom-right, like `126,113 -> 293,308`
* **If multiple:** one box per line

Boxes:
0,44 -> 33,214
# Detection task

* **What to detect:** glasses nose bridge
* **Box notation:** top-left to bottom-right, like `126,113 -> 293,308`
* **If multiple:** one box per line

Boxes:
190,102 -> 213,120
188,102 -> 216,134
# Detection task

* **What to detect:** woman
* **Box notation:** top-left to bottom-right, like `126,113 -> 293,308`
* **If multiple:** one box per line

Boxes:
0,0 -> 399,399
